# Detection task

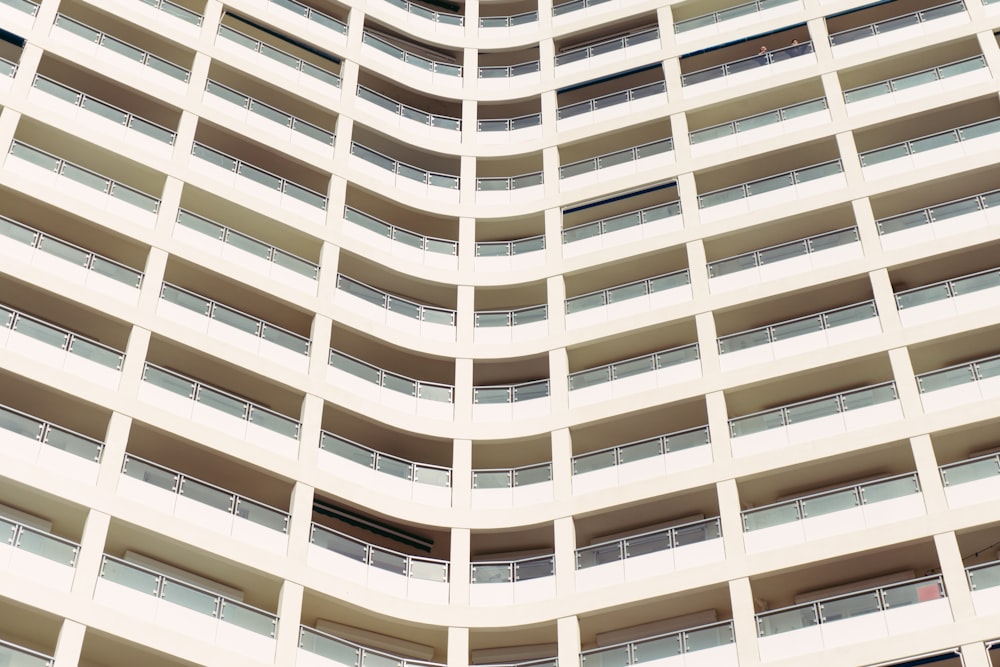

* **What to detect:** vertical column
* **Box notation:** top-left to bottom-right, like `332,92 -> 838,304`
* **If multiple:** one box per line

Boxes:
543,207 -> 562,270
448,627 -> 470,667
934,531 -> 976,621
669,111 -> 691,164
805,16 -> 832,62
540,89 -> 559,144
553,516 -> 576,596
71,509 -> 111,598
463,47 -> 478,97
705,390 -> 732,464
549,347 -> 569,415
96,412 -> 133,494
298,393 -> 325,470
454,358 -> 474,423
199,0 -> 225,49
976,30 -> 1000,75
458,217 -> 476,274
851,196 -> 882,259
819,71 -> 847,122
51,619 -> 85,667
119,324 -> 152,397
556,616 -> 581,667
910,434 -> 948,515
960,642 -> 993,667
716,479 -> 745,559
450,527 -> 471,605
274,580 -> 305,666
462,98 -> 478,147
542,145 -> 561,200
868,267 -> 903,336
152,177 -> 184,244
656,5 -> 676,52
309,314 -> 334,381
676,172 -> 701,229
685,239 -> 709,302
729,577 -> 761,667
171,110 -> 200,168
452,439 -> 472,510
456,284 -> 475,346
0,108 -> 18,160
286,481 -> 316,563
547,274 -> 567,342
460,153 -> 477,206
550,428 -> 573,502
887,346 -> 923,418
834,131 -> 863,189
695,312 -> 719,379
8,44 -> 41,100
331,116 -> 355,173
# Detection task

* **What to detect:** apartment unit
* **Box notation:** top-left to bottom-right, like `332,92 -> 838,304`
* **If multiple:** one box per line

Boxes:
1,0 -> 1000,665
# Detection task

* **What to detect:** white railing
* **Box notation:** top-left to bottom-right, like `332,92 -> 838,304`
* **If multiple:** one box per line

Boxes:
217,24 -> 341,89
205,80 -> 335,148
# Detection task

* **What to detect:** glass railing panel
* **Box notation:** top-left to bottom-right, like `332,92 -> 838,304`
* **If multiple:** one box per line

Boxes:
572,449 -> 617,474
744,502 -> 800,530
414,465 -> 450,487
473,470 -> 511,489
917,366 -> 976,393
311,524 -> 367,561
160,578 -> 218,615
101,557 -> 160,594
0,406 -> 43,439
123,456 -> 178,490
320,432 -> 375,467
730,410 -> 784,437
411,559 -> 448,582
16,526 -> 78,565
821,590 -> 880,621
802,488 -> 857,517
300,627 -> 360,664
843,383 -> 896,409
179,477 -> 233,512
44,426 -> 103,461
968,561 -> 1000,590
941,455 -> 1000,486
625,530 -> 671,558
514,463 -> 551,486
618,437 -> 661,464
882,577 -> 943,607
824,302 -> 876,327
0,642 -> 50,667
757,605 -> 819,636
471,563 -> 511,583
369,548 -> 406,574
861,474 -> 919,502
195,386 -> 247,419
249,406 -> 299,438
576,542 -> 623,569
771,314 -> 823,341
221,600 -> 276,636
896,284 -> 950,309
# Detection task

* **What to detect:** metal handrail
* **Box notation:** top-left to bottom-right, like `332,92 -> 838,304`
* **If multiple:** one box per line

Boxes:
843,55 -> 985,102
474,304 -> 548,327
894,266 -> 1000,308
478,113 -> 542,132
356,84 -> 460,130
475,235 -> 545,257
350,143 -> 460,189
556,26 -> 659,65
1,305 -> 125,370
309,522 -> 450,579
54,14 -> 189,80
335,274 -> 456,324
205,80 -> 334,145
940,450 -> 1000,482
0,403 -> 104,461
264,0 -> 346,33
829,0 -> 966,45
478,60 -> 540,78
328,349 -> 455,402
674,0 -> 796,31
1,0 -> 39,15
707,226 -> 859,278
560,138 -> 673,178
859,116 -> 1000,165
697,158 -> 842,208
562,199 -> 681,244
191,142 -> 328,208
0,56 -> 17,77
566,269 -> 690,312
473,379 -> 550,403
384,0 -> 463,26
300,625 -> 448,667
568,342 -> 699,388
571,425 -> 710,473
137,0 -> 202,25
576,516 -> 722,565
557,81 -> 666,120
580,620 -> 735,661
479,10 -> 537,27
0,514 -> 80,564
472,462 -> 552,488
476,172 -> 544,191
218,24 -> 341,85
717,299 -> 878,352
343,206 -> 457,255
690,97 -> 827,144
319,430 -> 452,485
877,187 -> 1000,236
682,41 -> 813,86
915,352 -> 1000,392
0,638 -> 54,667
361,31 -> 463,76
470,554 -> 555,582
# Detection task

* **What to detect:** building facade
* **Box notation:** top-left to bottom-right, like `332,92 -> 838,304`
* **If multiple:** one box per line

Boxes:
1,0 -> 1000,665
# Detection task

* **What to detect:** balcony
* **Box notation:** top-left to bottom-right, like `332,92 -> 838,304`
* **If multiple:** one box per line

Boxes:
0,0 -> 39,37
307,524 -> 449,604
478,111 -> 542,145
828,1 -> 968,58
342,206 -> 457,270
707,227 -> 862,293
844,56 -> 990,116
568,344 -> 701,409
681,41 -> 815,95
479,9 -> 537,39
860,117 -> 1000,180
0,214 -> 143,303
729,382 -> 902,458
318,431 -> 451,507
579,620 -> 737,667
565,270 -> 691,330
718,300 -> 880,371
689,98 -> 829,156
349,143 -> 460,204
327,350 -> 454,420
216,24 -> 340,98
4,141 -> 160,225
173,209 -> 319,294
915,353 -> 1000,413
756,575 -> 951,661
0,511 -> 78,591
940,451 -> 1000,508
378,0 -> 463,36
896,266 -> 1000,328
478,53 -> 541,90
117,454 -> 289,553
878,187 -> 1000,251
674,0 -> 802,43
473,380 -> 549,422
552,0 -> 644,23
555,27 -> 660,77
299,626 -> 444,667
360,31 -> 462,90
471,462 -> 552,508
355,85 -> 460,143
575,517 -> 724,591
742,473 -> 924,554
0,403 -> 103,483
560,138 -> 673,191
557,80 -> 666,133
138,363 -> 300,455
470,555 -> 555,606
474,305 -> 547,344
571,426 -> 712,495
246,0 -> 347,44
475,234 -> 545,272
124,0 -> 202,37
562,198 -> 682,258
94,555 -> 277,659
967,560 -> 1000,616
51,14 -> 190,94
697,159 -> 845,223
334,275 -> 455,342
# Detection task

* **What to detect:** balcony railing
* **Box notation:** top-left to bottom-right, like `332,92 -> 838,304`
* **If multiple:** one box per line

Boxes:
2,0 -> 39,16
33,75 -> 176,145
474,379 -> 549,404
473,462 -> 552,489
576,517 -> 721,568
555,27 -> 659,66
0,215 -> 143,289
967,560 -> 1000,593
356,85 -> 460,131
708,227 -> 860,280
479,114 -> 542,133
0,639 -> 52,667
580,620 -> 735,666
562,200 -> 681,247
560,138 -> 673,180
940,451 -> 1000,509
552,0 -> 618,16
476,172 -> 543,192
877,188 -> 1000,238
310,523 -> 449,582
350,143 -> 460,190
479,61 -> 540,79
474,305 -> 547,328
384,0 -> 463,25
361,32 -> 462,76
895,266 -> 1000,314
8,141 -> 160,213
0,513 -> 80,567
300,626 -> 446,667
479,10 -> 537,27
844,56 -> 987,105
218,25 -> 341,88
682,41 -> 813,86
0,403 -> 104,463
0,56 -> 16,78
476,235 -> 544,257
675,0 -> 796,32
328,350 -> 454,403
572,426 -> 711,476
98,555 -> 278,637
471,555 -> 553,583
263,0 -> 347,34
690,98 -> 827,145
718,300 -> 878,356
569,343 -> 700,390
140,363 -> 301,439
697,159 -> 842,210
121,454 -> 290,533
54,14 -> 190,82
175,210 -> 319,281
205,80 -> 335,147
916,353 -> 1000,410
343,206 -> 457,257
191,142 -> 328,210
829,1 -> 966,47
336,275 -> 456,326
320,431 -> 451,488
861,116 -> 1000,168
565,269 -> 690,314
557,81 -> 665,121
135,0 -> 202,25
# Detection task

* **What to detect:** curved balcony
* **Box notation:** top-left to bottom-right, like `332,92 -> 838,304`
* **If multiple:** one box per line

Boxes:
250,0 -> 347,42
916,353 -> 1000,413
470,555 -> 555,606
471,462 -> 552,508
299,625 -> 445,667
473,380 -> 550,422
95,555 -> 277,659
478,113 -> 542,144
327,349 -> 454,420
360,32 -> 462,91
967,559 -> 1000,616
571,426 -> 712,495
379,0 -> 463,37
557,81 -> 666,132
478,61 -> 541,89
0,0 -> 38,37
552,0 -> 644,23
137,363 -> 301,456
216,25 -> 340,97
707,227 -> 862,293
940,451 -> 1000,509
877,187 -> 1000,251
307,523 -> 449,603
895,266 -> 1000,327
674,0 -> 801,42
555,28 -> 660,76
729,382 -> 902,458
475,235 -> 545,272
173,210 -> 319,293
562,199 -> 682,258
560,138 -> 673,190
473,304 -> 547,344
349,143 -> 460,204
718,300 -> 880,371
476,172 -> 544,205
568,343 -> 701,408
355,85 -> 460,142
580,620 -> 736,667
203,80 -> 335,154
565,270 -> 691,330
0,215 -> 143,303
844,56 -> 989,116
317,431 -> 451,506
575,517 -> 724,591
756,575 -> 950,662
859,117 -> 1000,180
334,275 -> 455,342
0,512 -> 79,591
342,207 -> 458,270
189,142 -> 327,221
5,141 -> 160,225
742,472 -> 924,554
829,1 -> 968,57
134,0 -> 201,26
689,98 -> 829,156
478,10 -> 538,39
697,159 -> 845,223
0,403 -> 103,482
117,454 -> 289,553
682,41 -> 815,95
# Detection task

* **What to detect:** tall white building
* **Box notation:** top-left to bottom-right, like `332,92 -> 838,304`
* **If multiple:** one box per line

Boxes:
1,0 -> 1000,665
